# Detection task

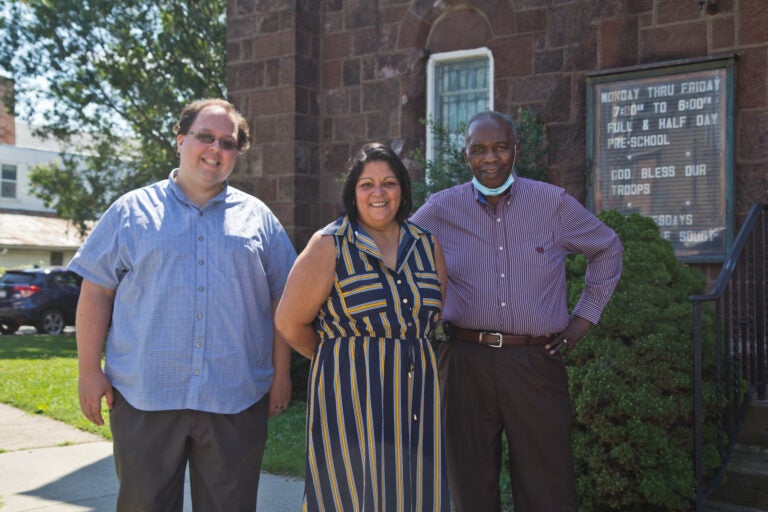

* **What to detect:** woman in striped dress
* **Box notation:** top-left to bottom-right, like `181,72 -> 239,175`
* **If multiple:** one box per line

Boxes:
275,142 -> 450,511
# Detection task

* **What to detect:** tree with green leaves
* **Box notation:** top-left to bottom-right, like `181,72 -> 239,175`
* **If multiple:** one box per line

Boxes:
0,0 -> 226,233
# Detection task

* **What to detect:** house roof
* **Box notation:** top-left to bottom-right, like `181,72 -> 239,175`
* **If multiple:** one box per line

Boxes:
15,120 -> 95,153
0,212 -> 89,250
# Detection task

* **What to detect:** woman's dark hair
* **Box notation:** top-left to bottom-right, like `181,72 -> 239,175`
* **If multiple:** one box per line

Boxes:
173,98 -> 251,154
341,142 -> 412,223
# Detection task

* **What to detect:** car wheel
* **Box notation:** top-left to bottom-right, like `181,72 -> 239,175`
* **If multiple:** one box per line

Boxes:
0,322 -> 19,334
36,309 -> 66,335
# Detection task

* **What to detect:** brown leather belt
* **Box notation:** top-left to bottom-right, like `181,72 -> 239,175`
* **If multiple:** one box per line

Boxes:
451,325 -> 552,348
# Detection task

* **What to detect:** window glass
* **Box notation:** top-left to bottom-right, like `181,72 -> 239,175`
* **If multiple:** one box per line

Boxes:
427,49 -> 493,159
1,164 -> 17,199
51,252 -> 64,266
436,59 -> 489,134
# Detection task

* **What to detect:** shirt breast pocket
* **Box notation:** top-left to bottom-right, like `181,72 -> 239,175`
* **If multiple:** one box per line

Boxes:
338,272 -> 388,317
511,233 -> 552,268
218,236 -> 264,278
414,271 -> 443,310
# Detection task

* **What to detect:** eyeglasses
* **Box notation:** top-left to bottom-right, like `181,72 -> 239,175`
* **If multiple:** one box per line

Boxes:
187,131 -> 239,151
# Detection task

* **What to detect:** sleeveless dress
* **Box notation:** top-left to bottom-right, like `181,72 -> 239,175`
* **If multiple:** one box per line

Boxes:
302,215 -> 450,512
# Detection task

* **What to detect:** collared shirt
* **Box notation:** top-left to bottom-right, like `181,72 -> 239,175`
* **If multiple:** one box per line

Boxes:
410,179 -> 623,336
69,170 -> 297,413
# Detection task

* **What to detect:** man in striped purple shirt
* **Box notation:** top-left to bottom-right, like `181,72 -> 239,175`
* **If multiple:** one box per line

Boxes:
410,110 -> 623,512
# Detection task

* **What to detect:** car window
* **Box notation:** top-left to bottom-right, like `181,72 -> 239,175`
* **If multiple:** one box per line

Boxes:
0,272 -> 35,285
54,273 -> 81,288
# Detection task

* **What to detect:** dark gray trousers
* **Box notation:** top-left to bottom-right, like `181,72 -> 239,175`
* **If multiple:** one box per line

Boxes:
110,389 -> 268,512
438,337 -> 577,512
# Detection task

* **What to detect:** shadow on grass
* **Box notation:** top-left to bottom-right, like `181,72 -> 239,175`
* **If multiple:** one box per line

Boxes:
0,334 -> 77,359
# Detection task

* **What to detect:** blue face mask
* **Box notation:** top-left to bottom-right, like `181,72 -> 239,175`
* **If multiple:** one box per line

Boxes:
472,173 -> 515,197
471,146 -> 517,197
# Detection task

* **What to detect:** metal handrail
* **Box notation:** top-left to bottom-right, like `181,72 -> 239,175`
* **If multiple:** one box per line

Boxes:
690,203 -> 767,512
691,205 -> 766,301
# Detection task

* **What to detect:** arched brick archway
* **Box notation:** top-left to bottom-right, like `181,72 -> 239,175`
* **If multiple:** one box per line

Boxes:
427,8 -> 492,53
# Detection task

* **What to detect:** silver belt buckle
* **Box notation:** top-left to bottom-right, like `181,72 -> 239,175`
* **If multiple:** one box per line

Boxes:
483,332 -> 504,348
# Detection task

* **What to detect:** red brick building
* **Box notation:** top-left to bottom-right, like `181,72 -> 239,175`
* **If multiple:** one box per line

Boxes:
226,0 -> 768,258
0,78 -> 15,145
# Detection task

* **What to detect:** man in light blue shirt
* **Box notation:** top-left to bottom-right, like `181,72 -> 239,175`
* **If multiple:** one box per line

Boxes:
70,98 -> 297,511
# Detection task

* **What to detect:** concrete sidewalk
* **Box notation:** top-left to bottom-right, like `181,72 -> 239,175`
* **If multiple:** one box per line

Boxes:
0,403 -> 304,511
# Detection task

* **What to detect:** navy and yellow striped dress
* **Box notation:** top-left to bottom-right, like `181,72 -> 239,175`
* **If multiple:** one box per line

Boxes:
303,215 -> 450,512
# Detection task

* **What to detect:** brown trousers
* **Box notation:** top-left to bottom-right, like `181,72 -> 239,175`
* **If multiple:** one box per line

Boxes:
110,390 -> 268,512
438,338 -> 578,512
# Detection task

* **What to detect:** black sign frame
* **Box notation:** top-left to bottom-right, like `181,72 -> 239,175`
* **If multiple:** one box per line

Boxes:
586,56 -> 735,263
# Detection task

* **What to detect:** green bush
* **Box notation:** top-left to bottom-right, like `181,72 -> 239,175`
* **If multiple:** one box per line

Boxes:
514,106 -> 549,183
566,211 -> 720,512
411,120 -> 469,209
290,351 -> 310,401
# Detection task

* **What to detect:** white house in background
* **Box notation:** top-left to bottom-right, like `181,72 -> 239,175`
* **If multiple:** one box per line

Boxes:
0,119 -> 89,269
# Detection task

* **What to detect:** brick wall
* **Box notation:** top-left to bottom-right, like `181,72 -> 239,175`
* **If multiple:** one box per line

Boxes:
228,0 -> 768,250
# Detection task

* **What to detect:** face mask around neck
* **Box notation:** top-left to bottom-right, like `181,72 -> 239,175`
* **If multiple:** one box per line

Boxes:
471,174 -> 514,196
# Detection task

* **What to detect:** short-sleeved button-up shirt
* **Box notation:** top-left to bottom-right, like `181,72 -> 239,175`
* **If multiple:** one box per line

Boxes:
69,170 -> 297,413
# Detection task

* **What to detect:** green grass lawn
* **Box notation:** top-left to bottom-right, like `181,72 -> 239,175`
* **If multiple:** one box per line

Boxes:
0,334 -> 306,478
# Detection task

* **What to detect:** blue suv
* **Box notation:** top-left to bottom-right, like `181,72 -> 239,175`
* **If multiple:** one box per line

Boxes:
0,267 -> 82,335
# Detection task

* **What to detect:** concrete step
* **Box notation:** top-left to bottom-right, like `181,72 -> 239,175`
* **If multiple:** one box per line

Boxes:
739,400 -> 768,450
708,446 -> 768,509
703,501 -> 768,512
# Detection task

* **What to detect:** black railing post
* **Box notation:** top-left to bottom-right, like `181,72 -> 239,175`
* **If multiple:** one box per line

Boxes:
760,213 -> 768,400
693,300 -> 703,512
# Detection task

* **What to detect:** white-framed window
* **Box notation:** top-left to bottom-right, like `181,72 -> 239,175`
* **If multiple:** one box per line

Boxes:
426,48 -> 494,160
50,251 -> 64,266
1,164 -> 17,199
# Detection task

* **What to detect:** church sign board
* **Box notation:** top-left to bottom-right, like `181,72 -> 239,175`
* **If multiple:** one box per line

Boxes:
587,57 -> 735,263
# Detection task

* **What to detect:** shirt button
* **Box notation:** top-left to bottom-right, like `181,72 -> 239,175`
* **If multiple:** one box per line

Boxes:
198,286 -> 204,292
198,235 -> 204,241
197,313 -> 204,320
402,298 -> 408,304
496,218 -> 501,222
500,273 -> 505,278
198,259 -> 205,265
501,302 -> 507,307
199,212 -> 204,217
499,246 -> 504,251
195,342 -> 202,348
194,369 -> 200,375
396,280 -> 402,284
